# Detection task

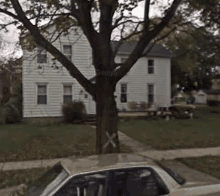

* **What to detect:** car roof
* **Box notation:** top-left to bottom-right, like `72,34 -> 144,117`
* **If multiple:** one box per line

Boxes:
60,153 -> 157,175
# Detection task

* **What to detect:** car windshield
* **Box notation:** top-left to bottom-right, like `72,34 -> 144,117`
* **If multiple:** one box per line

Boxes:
26,162 -> 69,196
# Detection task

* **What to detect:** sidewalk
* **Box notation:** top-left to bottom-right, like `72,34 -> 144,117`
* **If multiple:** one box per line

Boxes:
1,131 -> 220,171
118,131 -> 220,159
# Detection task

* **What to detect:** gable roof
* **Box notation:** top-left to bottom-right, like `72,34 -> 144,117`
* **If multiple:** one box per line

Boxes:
111,41 -> 172,58
89,42 -> 172,82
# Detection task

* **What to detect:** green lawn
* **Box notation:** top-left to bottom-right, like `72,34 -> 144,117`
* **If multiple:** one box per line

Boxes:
119,106 -> 220,150
0,167 -> 49,189
177,156 -> 220,180
0,124 -> 132,162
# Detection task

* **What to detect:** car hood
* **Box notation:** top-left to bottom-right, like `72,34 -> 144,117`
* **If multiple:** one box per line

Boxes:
182,181 -> 220,188
171,182 -> 220,196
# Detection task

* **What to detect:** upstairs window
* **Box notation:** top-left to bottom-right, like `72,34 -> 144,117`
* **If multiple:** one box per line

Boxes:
63,85 -> 72,104
121,83 -> 127,103
63,45 -> 72,61
37,85 -> 47,104
37,47 -> 47,63
148,59 -> 154,74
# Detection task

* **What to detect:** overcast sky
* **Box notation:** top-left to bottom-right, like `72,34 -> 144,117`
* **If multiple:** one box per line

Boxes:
0,0 -> 171,58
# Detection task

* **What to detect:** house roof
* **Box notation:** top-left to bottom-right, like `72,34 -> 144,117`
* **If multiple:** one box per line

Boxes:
197,90 -> 206,95
111,41 -> 172,58
89,42 -> 172,82
203,89 -> 220,95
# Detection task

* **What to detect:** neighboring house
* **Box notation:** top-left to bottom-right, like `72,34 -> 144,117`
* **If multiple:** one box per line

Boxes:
193,90 -> 207,104
22,26 -> 172,118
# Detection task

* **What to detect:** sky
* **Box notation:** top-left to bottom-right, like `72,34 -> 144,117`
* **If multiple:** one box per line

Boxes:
0,0 -> 171,59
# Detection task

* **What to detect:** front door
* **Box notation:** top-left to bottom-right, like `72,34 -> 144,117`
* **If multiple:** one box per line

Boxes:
88,95 -> 96,114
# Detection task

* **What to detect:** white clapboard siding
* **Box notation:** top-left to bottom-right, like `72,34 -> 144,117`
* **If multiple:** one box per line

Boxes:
23,26 -> 171,117
23,27 -> 95,117
115,56 -> 171,111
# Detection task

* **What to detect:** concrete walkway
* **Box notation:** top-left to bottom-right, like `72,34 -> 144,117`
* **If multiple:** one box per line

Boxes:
1,131 -> 220,171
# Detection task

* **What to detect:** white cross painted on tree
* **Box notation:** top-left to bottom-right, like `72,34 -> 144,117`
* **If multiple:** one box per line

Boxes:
103,132 -> 116,150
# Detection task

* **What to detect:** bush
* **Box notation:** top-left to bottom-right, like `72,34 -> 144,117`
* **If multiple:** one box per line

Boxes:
175,97 -> 186,103
127,101 -> 138,111
62,101 -> 87,123
140,102 -> 149,110
207,100 -> 220,107
1,82 -> 22,124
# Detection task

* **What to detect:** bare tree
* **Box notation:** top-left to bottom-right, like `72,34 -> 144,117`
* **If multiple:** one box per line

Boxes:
0,0 -> 182,154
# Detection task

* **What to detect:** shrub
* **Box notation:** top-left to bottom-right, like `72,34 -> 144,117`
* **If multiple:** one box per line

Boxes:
140,102 -> 149,110
127,101 -> 138,111
207,100 -> 220,107
1,82 -> 22,124
62,101 -> 87,123
175,97 -> 186,103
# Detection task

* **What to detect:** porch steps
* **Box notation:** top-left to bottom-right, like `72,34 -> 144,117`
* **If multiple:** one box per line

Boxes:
85,114 -> 96,126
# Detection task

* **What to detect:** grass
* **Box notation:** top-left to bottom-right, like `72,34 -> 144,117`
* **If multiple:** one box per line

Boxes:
119,106 -> 220,150
0,167 -> 49,189
177,156 -> 220,180
0,124 -> 132,162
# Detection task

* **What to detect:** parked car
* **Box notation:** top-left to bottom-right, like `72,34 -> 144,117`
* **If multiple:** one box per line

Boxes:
4,153 -> 220,196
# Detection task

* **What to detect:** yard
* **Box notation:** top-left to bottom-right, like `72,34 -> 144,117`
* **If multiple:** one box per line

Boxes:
119,106 -> 220,150
0,167 -> 48,189
0,124 -> 132,162
177,156 -> 220,181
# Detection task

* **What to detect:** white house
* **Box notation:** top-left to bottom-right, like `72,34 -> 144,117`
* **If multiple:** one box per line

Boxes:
22,27 -> 172,118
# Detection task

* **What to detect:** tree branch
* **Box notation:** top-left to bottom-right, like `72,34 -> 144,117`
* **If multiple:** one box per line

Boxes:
114,0 -> 182,83
0,8 -> 18,19
150,0 -> 182,38
10,0 -> 96,97
112,16 -> 140,30
72,0 -> 98,48
143,0 -> 151,31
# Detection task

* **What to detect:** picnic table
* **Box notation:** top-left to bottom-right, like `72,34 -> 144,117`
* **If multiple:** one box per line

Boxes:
168,104 -> 195,119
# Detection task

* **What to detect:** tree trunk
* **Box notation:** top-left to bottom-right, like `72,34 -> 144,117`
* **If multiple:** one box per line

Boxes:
95,76 -> 120,154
